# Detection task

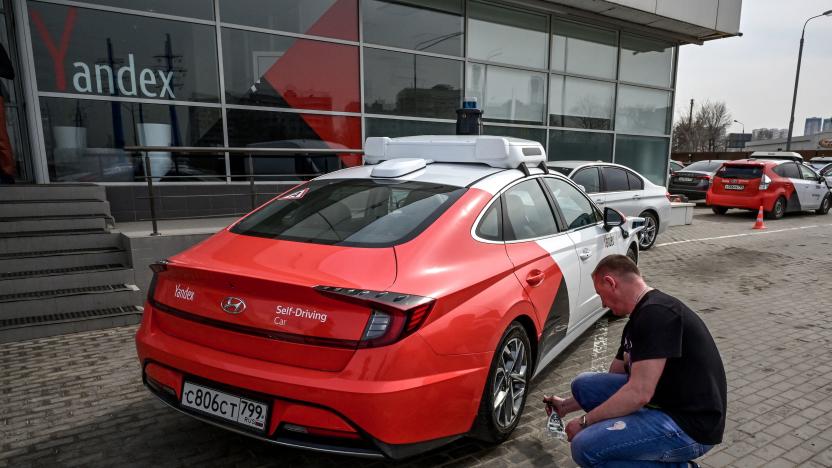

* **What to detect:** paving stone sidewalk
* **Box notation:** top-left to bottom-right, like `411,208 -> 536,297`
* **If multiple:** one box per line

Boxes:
1,207 -> 831,467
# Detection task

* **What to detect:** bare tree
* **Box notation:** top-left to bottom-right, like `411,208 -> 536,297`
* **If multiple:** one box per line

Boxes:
672,100 -> 732,152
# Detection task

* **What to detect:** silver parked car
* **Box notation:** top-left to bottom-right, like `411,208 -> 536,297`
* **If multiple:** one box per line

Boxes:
547,161 -> 671,250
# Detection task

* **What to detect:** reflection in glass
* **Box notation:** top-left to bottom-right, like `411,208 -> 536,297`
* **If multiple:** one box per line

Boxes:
40,97 -> 224,182
467,1 -> 547,69
484,125 -> 546,147
615,135 -> 670,185
551,20 -> 617,79
227,109 -> 361,180
28,2 -> 219,102
220,0 -> 357,41
365,117 -> 455,138
549,75 -> 614,130
363,48 -> 461,119
362,0 -> 463,56
466,63 -> 545,124
548,130 -> 613,162
222,28 -> 359,112
75,0 -> 214,20
615,85 -> 671,135
619,34 -> 674,87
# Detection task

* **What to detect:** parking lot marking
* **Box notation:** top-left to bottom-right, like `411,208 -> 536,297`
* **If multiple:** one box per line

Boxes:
656,223 -> 832,247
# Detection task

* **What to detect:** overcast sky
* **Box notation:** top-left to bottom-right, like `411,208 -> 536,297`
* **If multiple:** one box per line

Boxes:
674,0 -> 832,136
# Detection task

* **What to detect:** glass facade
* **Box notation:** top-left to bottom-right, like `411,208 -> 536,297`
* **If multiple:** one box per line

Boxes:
20,0 -> 677,183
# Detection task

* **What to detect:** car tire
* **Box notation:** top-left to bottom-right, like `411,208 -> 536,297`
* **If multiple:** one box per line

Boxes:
711,207 -> 728,215
626,244 -> 638,265
766,196 -> 786,220
637,211 -> 658,251
816,195 -> 831,215
470,321 -> 531,444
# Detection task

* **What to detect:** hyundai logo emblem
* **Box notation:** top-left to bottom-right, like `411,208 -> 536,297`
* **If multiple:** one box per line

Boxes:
221,297 -> 246,315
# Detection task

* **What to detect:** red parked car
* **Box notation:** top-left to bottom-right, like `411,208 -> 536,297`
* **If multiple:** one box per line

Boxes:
706,159 -> 831,218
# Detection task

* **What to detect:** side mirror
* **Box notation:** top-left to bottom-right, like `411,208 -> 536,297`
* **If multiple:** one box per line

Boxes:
603,207 -> 624,231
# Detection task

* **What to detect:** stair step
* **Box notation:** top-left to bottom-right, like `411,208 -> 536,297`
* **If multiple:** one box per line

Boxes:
0,249 -> 127,273
0,266 -> 135,295
0,216 -> 108,234
0,184 -> 105,201
0,200 -> 111,218
0,284 -> 142,320
0,305 -> 142,344
0,230 -> 120,251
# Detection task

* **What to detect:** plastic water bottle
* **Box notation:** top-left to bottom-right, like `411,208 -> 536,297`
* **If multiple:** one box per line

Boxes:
545,405 -> 567,440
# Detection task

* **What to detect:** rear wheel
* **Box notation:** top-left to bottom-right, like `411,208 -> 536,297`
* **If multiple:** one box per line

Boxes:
711,206 -> 728,215
637,211 -> 658,250
471,322 -> 531,443
816,195 -> 831,215
766,196 -> 786,219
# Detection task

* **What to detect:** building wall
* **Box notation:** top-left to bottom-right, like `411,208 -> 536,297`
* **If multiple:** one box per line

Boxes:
16,0 -> 679,186
745,131 -> 832,152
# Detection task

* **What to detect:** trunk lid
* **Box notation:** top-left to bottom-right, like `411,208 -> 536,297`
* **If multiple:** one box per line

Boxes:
150,230 -> 397,372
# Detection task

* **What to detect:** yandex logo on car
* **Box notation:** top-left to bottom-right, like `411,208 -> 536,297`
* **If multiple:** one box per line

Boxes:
72,54 -> 175,98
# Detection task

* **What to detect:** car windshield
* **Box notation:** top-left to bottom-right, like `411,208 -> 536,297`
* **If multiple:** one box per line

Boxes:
717,165 -> 763,179
684,160 -> 724,172
809,162 -> 830,171
231,179 -> 466,247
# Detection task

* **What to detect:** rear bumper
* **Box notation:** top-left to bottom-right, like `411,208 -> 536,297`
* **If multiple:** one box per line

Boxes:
706,192 -> 775,211
668,187 -> 708,200
135,303 -> 490,459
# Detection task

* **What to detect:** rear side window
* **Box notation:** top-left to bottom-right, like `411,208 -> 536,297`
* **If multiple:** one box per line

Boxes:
503,180 -> 559,241
476,200 -> 502,241
718,165 -> 763,179
231,179 -> 465,247
626,171 -> 644,190
601,167 -> 630,192
772,163 -> 800,179
572,167 -> 601,193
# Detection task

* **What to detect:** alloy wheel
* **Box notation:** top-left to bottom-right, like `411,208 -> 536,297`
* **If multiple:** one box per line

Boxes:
638,215 -> 657,249
492,337 -> 528,428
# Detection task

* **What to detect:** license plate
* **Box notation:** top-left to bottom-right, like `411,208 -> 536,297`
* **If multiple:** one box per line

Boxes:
181,382 -> 268,432
677,177 -> 694,182
724,184 -> 745,190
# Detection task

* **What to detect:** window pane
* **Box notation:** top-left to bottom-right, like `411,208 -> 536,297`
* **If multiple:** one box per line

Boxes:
363,48 -> 462,119
614,135 -> 670,185
77,0 -> 214,20
28,2 -> 219,103
484,125 -> 546,147
548,130 -> 613,162
365,118 -> 455,138
40,97 -> 224,182
572,167 -> 601,193
549,75 -> 614,130
227,109 -> 361,180
542,177 -> 597,230
615,85 -> 671,135
602,166 -> 629,192
362,0 -> 463,56
222,28 -> 359,112
467,1 -> 547,69
619,34 -> 674,87
220,0 -> 357,41
503,180 -> 558,240
476,199 -> 502,241
466,63 -> 545,124
627,171 -> 644,190
551,20 -> 616,79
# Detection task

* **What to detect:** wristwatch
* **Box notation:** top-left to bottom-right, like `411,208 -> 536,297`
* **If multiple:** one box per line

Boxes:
580,415 -> 588,428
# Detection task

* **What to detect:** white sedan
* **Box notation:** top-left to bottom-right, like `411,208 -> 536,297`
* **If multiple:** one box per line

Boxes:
547,161 -> 671,250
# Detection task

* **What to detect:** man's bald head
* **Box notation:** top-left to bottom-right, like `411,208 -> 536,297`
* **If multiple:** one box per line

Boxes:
592,254 -> 641,282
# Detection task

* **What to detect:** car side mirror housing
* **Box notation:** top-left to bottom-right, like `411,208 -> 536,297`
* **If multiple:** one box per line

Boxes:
603,207 -> 624,231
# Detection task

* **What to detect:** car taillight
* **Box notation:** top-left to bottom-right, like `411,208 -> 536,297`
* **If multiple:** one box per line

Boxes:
147,259 -> 170,301
759,174 -> 772,190
314,286 -> 435,348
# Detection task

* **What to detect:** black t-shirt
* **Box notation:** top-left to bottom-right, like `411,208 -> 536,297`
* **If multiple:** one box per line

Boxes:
615,290 -> 727,445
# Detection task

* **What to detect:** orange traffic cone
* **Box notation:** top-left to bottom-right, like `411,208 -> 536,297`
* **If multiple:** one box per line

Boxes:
752,206 -> 766,230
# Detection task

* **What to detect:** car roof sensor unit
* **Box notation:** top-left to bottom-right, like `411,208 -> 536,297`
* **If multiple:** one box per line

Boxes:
370,158 -> 429,178
364,135 -> 546,170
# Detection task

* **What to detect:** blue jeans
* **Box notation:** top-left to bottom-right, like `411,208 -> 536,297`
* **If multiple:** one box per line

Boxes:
569,372 -> 714,468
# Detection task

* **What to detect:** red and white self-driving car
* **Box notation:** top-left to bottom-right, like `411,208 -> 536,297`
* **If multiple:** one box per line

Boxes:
135,135 -> 643,459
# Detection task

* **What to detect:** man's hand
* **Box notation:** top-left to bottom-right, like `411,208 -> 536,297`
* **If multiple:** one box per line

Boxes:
543,395 -> 568,417
565,417 -> 584,441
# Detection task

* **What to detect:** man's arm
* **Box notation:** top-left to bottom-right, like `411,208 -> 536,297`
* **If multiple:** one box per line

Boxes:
609,358 -> 626,374
565,358 -> 665,440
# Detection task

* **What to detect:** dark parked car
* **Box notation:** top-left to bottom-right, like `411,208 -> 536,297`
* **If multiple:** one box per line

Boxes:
668,160 -> 727,200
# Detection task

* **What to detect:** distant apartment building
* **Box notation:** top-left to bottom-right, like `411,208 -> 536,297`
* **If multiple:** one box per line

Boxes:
752,128 -> 789,140
805,117 -> 822,136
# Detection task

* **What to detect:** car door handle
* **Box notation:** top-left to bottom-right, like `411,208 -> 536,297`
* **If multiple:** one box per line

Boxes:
632,194 -> 641,199
579,249 -> 593,261
526,269 -> 545,287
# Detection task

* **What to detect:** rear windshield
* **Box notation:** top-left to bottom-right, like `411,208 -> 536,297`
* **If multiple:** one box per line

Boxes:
231,179 -> 465,247
684,160 -> 724,172
717,165 -> 763,179
549,166 -> 573,176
